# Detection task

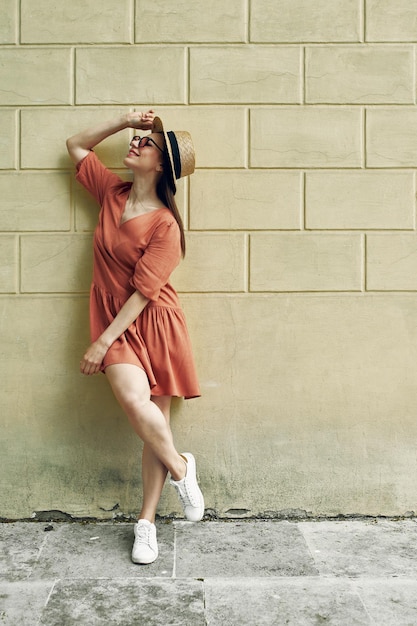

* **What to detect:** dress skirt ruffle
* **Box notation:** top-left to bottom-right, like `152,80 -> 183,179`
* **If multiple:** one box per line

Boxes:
90,284 -> 200,399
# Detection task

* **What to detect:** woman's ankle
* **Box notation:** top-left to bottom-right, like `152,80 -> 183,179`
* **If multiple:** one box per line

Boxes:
171,454 -> 187,482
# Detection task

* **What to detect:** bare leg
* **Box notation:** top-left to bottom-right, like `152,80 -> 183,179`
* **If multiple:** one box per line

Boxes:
105,364 -> 186,482
139,395 -> 172,523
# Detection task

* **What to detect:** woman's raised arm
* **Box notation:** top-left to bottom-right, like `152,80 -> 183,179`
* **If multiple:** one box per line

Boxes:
66,110 -> 155,165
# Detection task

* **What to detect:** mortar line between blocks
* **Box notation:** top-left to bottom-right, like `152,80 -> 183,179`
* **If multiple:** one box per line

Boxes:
296,523 -> 324,577
26,531 -> 52,582
172,524 -> 177,578
36,579 -> 59,626
352,582 -> 378,626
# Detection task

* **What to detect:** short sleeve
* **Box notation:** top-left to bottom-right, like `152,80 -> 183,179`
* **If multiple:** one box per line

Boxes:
76,151 -> 123,206
130,219 -> 181,301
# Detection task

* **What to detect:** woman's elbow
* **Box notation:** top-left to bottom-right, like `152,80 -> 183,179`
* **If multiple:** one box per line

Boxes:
66,137 -> 88,165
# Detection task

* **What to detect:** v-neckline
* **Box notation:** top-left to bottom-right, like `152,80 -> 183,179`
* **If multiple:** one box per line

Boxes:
119,206 -> 166,227
119,188 -> 166,227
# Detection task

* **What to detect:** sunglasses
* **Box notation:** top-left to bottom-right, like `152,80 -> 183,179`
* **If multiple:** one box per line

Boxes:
130,136 -> 164,154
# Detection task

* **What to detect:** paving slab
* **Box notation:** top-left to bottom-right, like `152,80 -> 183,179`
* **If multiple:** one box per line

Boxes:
204,578 -> 369,626
28,522 -> 174,580
300,519 -> 417,577
0,581 -> 54,626
38,579 -> 205,626
354,579 -> 417,626
0,523 -> 49,582
175,520 -> 318,578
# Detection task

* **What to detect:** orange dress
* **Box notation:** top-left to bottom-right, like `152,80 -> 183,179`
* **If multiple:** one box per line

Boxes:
76,151 -> 200,399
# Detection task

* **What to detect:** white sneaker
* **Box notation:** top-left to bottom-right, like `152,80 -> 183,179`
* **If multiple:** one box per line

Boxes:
131,520 -> 158,564
170,452 -> 205,522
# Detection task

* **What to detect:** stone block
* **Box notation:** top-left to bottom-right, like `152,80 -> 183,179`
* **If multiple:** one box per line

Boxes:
27,524 -> 174,579
367,234 -> 417,290
190,170 -> 301,230
135,0 -> 246,42
0,49 -> 71,106
0,0 -> 16,43
306,46 -> 414,104
175,521 -> 317,577
250,233 -> 362,291
74,182 -> 101,232
173,233 -> 246,292
21,0 -> 131,43
75,47 -> 185,105
190,46 -> 301,104
205,579 -> 368,625
0,582 -> 53,624
0,173 -> 71,231
250,108 -> 361,168
154,107 -> 247,168
305,171 -> 415,230
250,0 -> 360,42
301,520 -> 417,577
367,108 -> 417,167
39,579 -> 205,625
0,235 -> 17,293
355,580 -> 417,625
366,0 -> 417,41
20,108 -> 132,169
0,109 -> 16,169
20,234 -> 93,293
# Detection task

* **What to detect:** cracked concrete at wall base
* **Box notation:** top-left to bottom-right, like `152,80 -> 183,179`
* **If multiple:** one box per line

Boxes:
1,509 -> 416,525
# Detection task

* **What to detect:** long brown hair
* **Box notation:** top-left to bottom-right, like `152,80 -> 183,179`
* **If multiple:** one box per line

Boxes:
156,150 -> 186,257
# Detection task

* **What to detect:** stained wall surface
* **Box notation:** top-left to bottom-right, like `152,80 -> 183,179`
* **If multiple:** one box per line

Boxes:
1,0 -> 417,519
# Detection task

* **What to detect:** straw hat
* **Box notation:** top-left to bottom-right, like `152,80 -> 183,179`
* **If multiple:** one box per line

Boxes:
152,116 -> 195,191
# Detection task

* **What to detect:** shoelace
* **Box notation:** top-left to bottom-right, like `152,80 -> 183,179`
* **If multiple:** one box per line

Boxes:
135,524 -> 151,544
174,480 -> 199,507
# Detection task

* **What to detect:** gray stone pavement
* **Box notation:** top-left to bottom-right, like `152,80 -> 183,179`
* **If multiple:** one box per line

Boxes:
1,518 -> 417,625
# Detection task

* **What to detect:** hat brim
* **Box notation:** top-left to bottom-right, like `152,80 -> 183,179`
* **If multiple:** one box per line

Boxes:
152,116 -> 177,192
152,116 -> 195,192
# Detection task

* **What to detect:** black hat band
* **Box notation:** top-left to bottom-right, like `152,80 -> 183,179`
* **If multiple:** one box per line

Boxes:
167,131 -> 181,179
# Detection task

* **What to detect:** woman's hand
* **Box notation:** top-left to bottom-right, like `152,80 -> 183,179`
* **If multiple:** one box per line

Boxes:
125,109 -> 155,131
80,338 -> 109,376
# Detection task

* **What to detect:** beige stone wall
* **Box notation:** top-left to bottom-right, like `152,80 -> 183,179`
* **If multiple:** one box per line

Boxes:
1,0 -> 417,519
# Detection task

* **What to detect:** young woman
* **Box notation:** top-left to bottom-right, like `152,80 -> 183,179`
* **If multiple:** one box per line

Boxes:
66,110 -> 204,565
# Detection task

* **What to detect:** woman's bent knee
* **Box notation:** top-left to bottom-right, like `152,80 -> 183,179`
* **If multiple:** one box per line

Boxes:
105,364 -> 151,415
